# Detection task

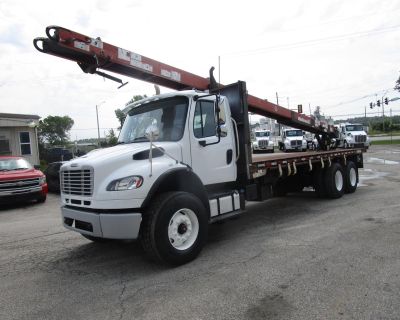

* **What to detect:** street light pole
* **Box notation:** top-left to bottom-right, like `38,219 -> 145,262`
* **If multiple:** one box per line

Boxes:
96,101 -> 106,147
96,105 -> 100,147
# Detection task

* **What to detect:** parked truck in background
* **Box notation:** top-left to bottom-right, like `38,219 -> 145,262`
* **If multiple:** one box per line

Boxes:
34,26 -> 365,265
335,123 -> 370,149
278,128 -> 307,152
251,129 -> 274,153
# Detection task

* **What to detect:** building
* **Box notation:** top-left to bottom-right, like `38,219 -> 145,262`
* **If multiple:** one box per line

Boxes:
0,113 -> 40,165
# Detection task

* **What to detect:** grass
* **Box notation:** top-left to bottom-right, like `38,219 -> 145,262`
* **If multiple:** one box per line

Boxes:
369,131 -> 400,136
372,139 -> 400,145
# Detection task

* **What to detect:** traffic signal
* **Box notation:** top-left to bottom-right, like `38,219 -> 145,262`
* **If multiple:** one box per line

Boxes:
377,100 -> 381,107
297,104 -> 303,113
369,102 -> 373,109
384,97 -> 389,105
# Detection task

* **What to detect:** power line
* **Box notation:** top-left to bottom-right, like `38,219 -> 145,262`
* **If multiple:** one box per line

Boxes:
223,24 -> 400,57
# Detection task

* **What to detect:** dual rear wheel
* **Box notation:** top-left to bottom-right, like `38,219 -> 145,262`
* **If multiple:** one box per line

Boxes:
313,161 -> 358,198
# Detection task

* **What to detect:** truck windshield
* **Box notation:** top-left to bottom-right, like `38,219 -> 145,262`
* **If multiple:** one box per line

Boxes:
346,125 -> 364,132
119,96 -> 189,143
286,130 -> 303,137
255,131 -> 270,137
0,158 -> 32,171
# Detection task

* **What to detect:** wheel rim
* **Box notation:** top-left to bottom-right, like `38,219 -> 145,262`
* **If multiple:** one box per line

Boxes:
335,170 -> 344,191
349,167 -> 357,186
168,208 -> 199,251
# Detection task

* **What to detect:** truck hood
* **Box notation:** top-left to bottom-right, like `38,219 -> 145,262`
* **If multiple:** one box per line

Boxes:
62,142 -> 183,170
0,168 -> 43,181
255,137 -> 270,141
285,136 -> 304,141
347,131 -> 366,135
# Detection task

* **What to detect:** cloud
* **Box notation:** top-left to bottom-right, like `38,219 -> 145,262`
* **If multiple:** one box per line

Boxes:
0,24 -> 26,48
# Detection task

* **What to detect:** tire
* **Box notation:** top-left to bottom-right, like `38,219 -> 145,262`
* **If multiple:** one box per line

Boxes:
37,194 -> 47,203
324,162 -> 345,199
140,192 -> 208,266
313,167 -> 327,198
81,234 -> 110,243
344,161 -> 358,194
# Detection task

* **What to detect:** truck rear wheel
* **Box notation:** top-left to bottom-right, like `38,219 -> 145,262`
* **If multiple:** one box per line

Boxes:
344,161 -> 358,194
324,162 -> 345,199
140,192 -> 208,265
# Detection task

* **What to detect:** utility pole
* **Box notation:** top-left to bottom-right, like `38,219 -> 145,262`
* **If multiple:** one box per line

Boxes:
96,104 -> 101,147
390,108 -> 393,144
276,92 -> 280,134
308,103 -> 312,116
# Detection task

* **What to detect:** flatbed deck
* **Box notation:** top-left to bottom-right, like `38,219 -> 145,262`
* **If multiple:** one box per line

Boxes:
250,148 -> 364,177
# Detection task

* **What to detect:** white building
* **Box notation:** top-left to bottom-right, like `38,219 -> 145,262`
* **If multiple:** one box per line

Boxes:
0,113 -> 40,166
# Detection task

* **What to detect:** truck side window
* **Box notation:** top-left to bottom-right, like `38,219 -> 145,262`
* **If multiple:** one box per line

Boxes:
193,100 -> 216,138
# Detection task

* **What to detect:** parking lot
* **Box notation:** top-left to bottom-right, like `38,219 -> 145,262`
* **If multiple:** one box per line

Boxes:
1,145 -> 399,320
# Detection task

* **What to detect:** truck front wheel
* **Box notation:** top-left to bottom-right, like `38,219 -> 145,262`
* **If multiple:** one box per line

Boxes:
140,192 -> 208,265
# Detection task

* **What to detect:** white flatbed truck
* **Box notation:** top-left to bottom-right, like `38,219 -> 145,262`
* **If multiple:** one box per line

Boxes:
34,26 -> 365,265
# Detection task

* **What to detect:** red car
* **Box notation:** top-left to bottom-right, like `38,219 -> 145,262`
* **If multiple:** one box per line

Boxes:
0,156 -> 48,204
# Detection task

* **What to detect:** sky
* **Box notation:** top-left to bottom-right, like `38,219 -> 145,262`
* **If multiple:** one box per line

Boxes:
1,0 -> 400,139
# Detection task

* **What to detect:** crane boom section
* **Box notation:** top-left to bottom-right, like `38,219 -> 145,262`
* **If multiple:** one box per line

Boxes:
33,26 -> 332,134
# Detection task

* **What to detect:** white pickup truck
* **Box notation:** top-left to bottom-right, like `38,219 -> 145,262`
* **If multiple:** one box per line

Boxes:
251,130 -> 274,153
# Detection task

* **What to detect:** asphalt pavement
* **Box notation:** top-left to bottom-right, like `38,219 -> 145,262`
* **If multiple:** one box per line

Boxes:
1,145 -> 399,320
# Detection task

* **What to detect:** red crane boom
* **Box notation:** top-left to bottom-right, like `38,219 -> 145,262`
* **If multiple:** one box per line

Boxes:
33,26 -> 333,134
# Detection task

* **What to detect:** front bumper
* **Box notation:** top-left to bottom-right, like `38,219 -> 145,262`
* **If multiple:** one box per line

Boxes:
0,187 -> 46,203
61,206 -> 142,239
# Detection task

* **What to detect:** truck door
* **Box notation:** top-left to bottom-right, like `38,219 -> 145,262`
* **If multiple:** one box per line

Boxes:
189,98 -> 236,185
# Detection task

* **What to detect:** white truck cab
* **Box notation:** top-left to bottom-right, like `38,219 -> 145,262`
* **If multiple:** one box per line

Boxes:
251,129 -> 274,153
278,128 -> 307,152
336,123 -> 370,149
60,90 -> 242,265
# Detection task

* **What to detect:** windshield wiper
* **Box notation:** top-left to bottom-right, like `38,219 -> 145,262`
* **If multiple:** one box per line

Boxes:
132,136 -> 149,142
13,167 -> 29,170
0,169 -> 11,171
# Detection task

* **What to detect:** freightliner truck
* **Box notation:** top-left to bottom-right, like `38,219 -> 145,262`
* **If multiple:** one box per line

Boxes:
34,26 -> 365,265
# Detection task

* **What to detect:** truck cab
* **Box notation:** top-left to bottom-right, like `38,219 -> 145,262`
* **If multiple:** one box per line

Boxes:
251,129 -> 274,153
336,123 -> 370,149
278,128 -> 307,152
60,87 -> 245,265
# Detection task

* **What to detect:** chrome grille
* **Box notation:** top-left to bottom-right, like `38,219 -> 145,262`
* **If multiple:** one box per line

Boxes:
0,178 -> 40,193
258,140 -> 268,148
355,135 -> 366,143
61,169 -> 93,196
290,140 -> 302,146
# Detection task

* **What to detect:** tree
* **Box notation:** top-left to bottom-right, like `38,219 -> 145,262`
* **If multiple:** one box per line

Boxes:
395,76 -> 400,92
115,94 -> 147,129
38,115 -> 74,146
106,128 -> 118,146
115,109 -> 126,130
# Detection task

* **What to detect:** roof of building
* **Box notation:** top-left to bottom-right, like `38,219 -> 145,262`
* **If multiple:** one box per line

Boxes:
0,113 -> 40,120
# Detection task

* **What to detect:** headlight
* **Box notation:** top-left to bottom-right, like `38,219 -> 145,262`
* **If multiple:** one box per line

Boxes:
39,176 -> 46,185
107,175 -> 143,191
